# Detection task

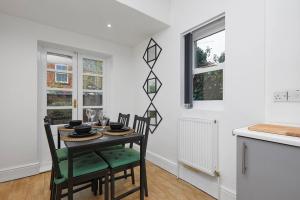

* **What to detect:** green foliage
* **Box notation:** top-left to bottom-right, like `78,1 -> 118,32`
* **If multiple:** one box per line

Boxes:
193,70 -> 223,101
195,47 -> 211,67
218,52 -> 225,63
213,52 -> 225,64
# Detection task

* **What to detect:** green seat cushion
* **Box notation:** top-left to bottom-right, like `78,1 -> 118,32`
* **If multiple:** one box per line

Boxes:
100,148 -> 140,169
56,148 -> 68,161
54,152 -> 108,184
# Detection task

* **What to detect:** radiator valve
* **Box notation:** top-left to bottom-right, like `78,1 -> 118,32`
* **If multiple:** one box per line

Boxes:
214,170 -> 220,177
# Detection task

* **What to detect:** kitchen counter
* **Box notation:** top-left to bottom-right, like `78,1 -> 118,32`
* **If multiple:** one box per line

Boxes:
233,126 -> 300,147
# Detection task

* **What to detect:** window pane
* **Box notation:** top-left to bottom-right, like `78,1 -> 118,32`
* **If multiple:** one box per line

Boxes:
47,71 -> 72,89
83,58 -> 102,75
56,73 -> 68,83
83,75 -> 102,90
83,108 -> 102,122
47,53 -> 72,71
195,30 -> 225,68
193,70 -> 223,100
55,64 -> 67,71
47,90 -> 72,106
83,92 -> 102,106
47,109 -> 72,125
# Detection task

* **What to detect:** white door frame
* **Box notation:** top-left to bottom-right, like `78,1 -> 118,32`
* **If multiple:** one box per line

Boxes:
37,44 -> 108,172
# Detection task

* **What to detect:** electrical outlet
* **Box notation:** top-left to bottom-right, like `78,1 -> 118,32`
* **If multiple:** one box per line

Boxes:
288,90 -> 300,102
273,91 -> 288,102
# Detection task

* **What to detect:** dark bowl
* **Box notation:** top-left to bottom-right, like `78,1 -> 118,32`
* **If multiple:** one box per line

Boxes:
69,120 -> 82,127
74,125 -> 92,134
110,122 -> 124,130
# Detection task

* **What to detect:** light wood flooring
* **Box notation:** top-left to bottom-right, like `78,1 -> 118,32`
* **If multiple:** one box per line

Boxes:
0,161 -> 215,200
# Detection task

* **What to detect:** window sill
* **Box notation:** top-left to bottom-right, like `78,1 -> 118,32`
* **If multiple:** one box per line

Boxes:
191,100 -> 224,111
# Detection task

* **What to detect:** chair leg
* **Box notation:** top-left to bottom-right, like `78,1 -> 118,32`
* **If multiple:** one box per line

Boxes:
50,167 -> 54,190
130,167 -> 135,185
52,183 -> 58,200
99,177 -> 103,195
111,172 -> 115,200
124,170 -> 128,179
104,174 -> 109,200
50,182 -> 55,200
92,179 -> 98,196
55,184 -> 62,200
143,164 -> 148,197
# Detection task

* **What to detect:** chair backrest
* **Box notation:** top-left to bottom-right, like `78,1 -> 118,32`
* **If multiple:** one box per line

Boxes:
44,116 -> 62,178
118,113 -> 130,127
131,115 -> 150,157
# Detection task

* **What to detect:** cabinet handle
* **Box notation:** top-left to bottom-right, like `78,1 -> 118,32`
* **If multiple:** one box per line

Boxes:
242,142 -> 247,174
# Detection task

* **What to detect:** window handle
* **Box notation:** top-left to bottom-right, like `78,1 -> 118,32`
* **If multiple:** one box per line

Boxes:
73,99 -> 77,108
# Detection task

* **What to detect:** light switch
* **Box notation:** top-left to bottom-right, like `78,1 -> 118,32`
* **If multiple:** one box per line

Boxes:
273,91 -> 288,102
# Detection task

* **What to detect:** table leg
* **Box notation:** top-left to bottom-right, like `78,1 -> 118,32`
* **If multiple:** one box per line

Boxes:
68,150 -> 73,200
140,139 -> 144,200
57,129 -> 61,149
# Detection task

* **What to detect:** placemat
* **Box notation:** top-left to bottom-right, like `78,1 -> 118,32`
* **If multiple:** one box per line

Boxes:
58,127 -> 74,132
103,129 -> 135,136
60,132 -> 103,142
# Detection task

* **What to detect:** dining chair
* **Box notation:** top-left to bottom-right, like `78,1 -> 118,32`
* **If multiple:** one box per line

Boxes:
99,115 -> 150,200
118,113 -> 130,127
44,117 -> 110,200
48,124 -> 68,190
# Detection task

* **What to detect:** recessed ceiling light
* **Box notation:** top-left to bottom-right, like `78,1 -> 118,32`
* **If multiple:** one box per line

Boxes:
107,24 -> 112,28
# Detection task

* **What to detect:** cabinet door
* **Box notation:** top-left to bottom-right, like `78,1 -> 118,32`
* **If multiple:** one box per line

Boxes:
237,136 -> 300,200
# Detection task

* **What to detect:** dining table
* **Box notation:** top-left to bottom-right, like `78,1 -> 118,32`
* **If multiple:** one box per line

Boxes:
57,126 -> 145,200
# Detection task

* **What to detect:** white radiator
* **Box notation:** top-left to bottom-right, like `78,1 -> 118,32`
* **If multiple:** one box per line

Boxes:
178,118 -> 218,176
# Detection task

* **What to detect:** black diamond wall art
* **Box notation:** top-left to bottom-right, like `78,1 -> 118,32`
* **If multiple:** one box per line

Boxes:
142,71 -> 162,101
143,38 -> 162,134
143,38 -> 162,69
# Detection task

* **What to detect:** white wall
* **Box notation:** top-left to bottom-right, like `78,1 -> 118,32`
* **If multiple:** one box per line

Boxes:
132,0 -> 266,199
0,13 -> 134,181
265,0 -> 300,125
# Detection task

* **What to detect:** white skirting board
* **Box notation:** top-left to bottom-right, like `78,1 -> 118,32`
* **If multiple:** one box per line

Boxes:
39,161 -> 52,173
220,186 -> 236,200
135,144 -> 236,200
0,162 -> 40,182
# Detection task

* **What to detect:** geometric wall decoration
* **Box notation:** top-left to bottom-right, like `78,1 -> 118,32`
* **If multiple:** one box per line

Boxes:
142,38 -> 163,133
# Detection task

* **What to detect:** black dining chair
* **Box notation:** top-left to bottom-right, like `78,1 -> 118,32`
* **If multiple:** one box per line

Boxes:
44,117 -> 109,200
99,115 -> 150,200
118,113 -> 130,127
96,113 -> 131,193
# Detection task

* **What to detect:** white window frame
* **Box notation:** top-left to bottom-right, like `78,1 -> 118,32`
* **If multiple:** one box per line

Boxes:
54,64 -> 69,84
192,16 -> 225,110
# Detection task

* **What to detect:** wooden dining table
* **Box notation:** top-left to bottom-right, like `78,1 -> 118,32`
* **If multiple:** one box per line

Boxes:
58,127 -> 145,200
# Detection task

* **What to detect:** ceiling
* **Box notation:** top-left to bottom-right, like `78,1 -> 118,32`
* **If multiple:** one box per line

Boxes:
0,0 -> 169,46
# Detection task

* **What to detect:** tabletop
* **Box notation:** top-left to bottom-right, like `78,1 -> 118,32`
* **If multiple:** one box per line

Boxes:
59,127 -> 143,151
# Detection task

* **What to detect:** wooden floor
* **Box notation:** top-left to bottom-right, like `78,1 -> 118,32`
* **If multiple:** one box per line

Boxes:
0,161 -> 214,200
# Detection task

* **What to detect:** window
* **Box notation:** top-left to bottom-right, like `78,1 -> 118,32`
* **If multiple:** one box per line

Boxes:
183,16 -> 225,108
193,17 -> 225,101
55,64 -> 69,84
